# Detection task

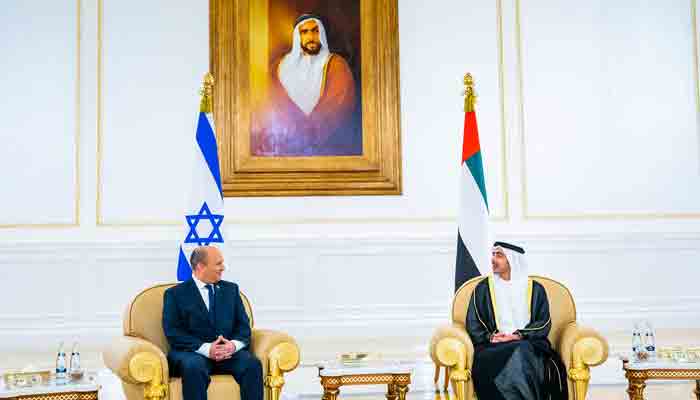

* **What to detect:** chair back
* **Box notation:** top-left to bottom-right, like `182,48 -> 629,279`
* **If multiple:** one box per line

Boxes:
451,275 -> 576,345
122,283 -> 254,353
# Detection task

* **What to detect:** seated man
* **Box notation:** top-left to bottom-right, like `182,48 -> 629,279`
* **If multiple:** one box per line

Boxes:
163,246 -> 262,400
466,241 -> 567,400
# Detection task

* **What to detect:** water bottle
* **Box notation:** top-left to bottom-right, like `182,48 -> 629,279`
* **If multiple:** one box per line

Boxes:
632,323 -> 643,359
70,342 -> 81,376
55,342 -> 67,383
642,320 -> 656,358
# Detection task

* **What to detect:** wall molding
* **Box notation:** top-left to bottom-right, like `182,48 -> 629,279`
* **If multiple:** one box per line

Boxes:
0,0 -> 81,229
96,0 -> 104,225
2,231 -> 700,253
515,0 -> 700,220
1,233 -> 698,352
577,296 -> 700,330
0,296 -> 698,349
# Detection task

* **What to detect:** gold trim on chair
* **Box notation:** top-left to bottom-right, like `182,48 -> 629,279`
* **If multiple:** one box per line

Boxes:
129,352 -> 168,400
435,338 -> 472,400
266,342 -> 300,400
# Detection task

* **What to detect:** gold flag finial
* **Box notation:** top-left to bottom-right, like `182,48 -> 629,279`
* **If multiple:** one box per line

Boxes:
463,73 -> 477,112
199,73 -> 214,113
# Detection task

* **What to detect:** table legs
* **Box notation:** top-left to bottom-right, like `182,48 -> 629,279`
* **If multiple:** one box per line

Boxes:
396,383 -> 409,400
322,387 -> 339,400
694,380 -> 700,400
321,375 -> 410,400
387,382 -> 408,400
626,377 -> 646,400
387,384 -> 398,400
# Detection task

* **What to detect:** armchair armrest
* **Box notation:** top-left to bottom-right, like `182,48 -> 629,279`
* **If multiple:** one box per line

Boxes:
429,324 -> 475,400
429,324 -> 474,370
251,329 -> 300,400
103,335 -> 169,385
557,322 -> 609,400
558,322 -> 609,371
251,329 -> 300,373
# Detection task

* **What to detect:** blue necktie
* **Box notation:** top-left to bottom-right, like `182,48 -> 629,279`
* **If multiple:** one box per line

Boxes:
205,284 -> 216,324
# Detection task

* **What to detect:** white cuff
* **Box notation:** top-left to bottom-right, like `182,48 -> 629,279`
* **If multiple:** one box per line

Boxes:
197,343 -> 212,358
232,340 -> 245,354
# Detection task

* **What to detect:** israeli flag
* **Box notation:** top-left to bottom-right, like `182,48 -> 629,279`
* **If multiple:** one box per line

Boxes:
176,111 -> 224,281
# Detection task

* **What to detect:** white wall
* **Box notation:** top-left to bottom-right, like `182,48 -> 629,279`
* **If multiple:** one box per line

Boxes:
1,0 -> 699,353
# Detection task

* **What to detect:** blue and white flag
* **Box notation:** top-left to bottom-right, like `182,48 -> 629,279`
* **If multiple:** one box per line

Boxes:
176,110 -> 224,281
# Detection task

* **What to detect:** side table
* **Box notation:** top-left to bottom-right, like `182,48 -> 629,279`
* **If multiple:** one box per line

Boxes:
0,373 -> 100,400
623,359 -> 700,400
318,361 -> 412,400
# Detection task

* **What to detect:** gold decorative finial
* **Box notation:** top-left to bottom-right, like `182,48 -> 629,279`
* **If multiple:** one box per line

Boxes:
463,73 -> 477,112
199,73 -> 214,113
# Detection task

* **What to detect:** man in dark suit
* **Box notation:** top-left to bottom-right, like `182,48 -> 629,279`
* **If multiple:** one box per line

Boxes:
163,246 -> 262,400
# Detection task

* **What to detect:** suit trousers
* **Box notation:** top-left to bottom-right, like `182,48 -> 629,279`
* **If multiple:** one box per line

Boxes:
168,349 -> 263,400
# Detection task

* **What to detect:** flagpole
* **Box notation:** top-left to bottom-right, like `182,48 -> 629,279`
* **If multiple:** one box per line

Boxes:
200,72 -> 214,113
463,73 -> 477,112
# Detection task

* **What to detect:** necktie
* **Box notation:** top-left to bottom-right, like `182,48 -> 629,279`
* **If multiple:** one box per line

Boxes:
205,284 -> 216,324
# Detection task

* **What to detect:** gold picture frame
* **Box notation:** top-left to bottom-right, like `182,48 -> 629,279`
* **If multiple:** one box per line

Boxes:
210,0 -> 402,196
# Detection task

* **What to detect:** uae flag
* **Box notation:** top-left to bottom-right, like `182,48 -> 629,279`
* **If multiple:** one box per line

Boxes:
455,100 -> 490,291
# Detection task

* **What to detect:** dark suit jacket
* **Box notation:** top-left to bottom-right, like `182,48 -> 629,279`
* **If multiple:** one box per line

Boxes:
162,278 -> 251,352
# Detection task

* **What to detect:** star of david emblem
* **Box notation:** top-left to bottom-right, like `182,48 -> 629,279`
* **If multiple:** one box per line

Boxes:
184,202 -> 224,246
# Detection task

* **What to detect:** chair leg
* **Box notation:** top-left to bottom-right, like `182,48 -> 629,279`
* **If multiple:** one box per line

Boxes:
129,352 -> 168,400
443,367 -> 450,392
265,363 -> 286,400
433,363 -> 440,386
449,369 -> 471,400
436,338 -> 472,400
568,366 -> 591,400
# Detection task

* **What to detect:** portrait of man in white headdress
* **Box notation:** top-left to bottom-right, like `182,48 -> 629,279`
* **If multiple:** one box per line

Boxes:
251,13 -> 362,157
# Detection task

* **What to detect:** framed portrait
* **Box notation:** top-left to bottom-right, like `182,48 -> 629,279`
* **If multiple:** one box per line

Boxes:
210,0 -> 402,196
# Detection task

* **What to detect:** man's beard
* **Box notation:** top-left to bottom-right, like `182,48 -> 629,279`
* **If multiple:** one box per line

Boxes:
301,41 -> 322,55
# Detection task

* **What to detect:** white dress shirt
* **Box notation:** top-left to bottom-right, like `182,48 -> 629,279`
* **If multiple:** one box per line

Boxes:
192,275 -> 246,358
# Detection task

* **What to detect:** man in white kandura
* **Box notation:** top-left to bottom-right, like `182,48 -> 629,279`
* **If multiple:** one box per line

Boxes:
466,241 -> 567,400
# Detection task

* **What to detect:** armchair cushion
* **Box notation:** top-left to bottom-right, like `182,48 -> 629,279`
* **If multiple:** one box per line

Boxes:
169,376 -> 241,400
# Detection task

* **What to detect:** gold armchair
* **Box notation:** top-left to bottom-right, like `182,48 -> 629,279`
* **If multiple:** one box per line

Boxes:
103,284 -> 300,400
429,276 -> 608,400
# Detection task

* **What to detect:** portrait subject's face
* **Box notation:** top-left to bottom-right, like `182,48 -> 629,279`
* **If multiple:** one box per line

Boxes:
299,20 -> 321,55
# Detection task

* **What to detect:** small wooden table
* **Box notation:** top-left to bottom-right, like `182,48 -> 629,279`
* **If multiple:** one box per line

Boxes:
0,372 -> 100,400
623,359 -> 700,400
318,361 -> 412,400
